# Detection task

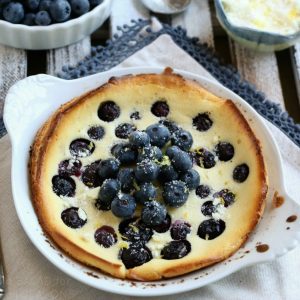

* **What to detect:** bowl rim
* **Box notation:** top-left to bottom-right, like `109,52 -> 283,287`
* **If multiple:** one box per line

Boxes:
214,0 -> 300,39
0,0 -> 111,31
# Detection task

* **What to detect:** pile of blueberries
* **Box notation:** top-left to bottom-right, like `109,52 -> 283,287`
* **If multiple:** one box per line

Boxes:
97,122 -> 198,223
0,0 -> 103,26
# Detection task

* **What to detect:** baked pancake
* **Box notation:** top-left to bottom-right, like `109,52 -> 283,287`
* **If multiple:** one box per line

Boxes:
29,69 -> 268,281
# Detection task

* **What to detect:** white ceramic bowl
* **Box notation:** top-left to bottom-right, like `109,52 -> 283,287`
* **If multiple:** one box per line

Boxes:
214,0 -> 300,51
0,0 -> 112,50
4,67 -> 300,296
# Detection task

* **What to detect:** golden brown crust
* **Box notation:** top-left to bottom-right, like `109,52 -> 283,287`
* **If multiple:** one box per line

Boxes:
51,231 -> 124,278
29,70 -> 268,281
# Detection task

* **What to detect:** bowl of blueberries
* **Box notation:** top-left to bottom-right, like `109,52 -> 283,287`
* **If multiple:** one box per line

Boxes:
0,0 -> 112,49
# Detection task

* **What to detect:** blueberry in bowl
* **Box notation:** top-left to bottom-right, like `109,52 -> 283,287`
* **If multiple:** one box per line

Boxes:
1,0 -> 100,26
0,0 -> 112,49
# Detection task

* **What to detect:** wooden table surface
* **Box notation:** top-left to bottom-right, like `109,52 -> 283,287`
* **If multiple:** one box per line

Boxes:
0,0 -> 299,125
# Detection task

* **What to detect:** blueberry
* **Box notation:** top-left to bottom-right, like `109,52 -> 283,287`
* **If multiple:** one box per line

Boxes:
163,180 -> 189,207
146,123 -> 170,148
159,119 -> 179,134
117,168 -> 135,192
197,219 -> 226,240
233,163 -> 249,183
166,145 -> 181,159
134,182 -> 156,204
23,13 -> 36,25
61,207 -> 87,229
151,100 -> 169,117
196,184 -> 211,198
3,2 -> 24,24
87,125 -> 105,140
135,160 -> 159,182
81,160 -> 102,188
129,131 -> 150,148
70,0 -> 90,16
58,159 -> 82,177
97,158 -> 120,179
201,201 -> 216,216
194,148 -> 216,169
69,138 -> 95,158
111,194 -> 136,218
89,0 -> 104,8
180,169 -> 200,190
115,123 -> 136,139
26,0 -> 40,11
214,189 -> 235,207
193,112 -> 213,131
52,175 -> 76,197
152,214 -> 171,233
161,240 -> 191,260
39,0 -> 51,11
130,111 -> 140,120
137,146 -> 162,162
98,100 -> 120,122
120,242 -> 152,269
35,10 -> 51,25
98,179 -> 120,205
170,220 -> 191,240
171,129 -> 193,151
111,143 -> 137,164
95,198 -> 109,211
170,149 -> 193,173
158,163 -> 178,183
94,226 -> 117,248
215,142 -> 234,161
49,0 -> 71,22
119,218 -> 153,243
141,201 -> 167,226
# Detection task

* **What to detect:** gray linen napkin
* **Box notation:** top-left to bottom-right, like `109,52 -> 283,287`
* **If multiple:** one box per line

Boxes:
0,34 -> 299,300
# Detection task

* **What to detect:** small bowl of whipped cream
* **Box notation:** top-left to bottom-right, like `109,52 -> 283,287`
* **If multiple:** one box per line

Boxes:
215,0 -> 300,51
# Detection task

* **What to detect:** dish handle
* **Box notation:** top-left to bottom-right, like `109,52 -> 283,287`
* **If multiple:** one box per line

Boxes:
267,188 -> 300,258
3,74 -> 66,142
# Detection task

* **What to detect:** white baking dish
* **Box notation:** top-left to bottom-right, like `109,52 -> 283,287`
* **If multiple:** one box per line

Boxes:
3,67 -> 300,296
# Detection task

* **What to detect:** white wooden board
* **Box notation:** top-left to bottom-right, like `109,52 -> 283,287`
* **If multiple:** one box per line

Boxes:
229,41 -> 285,107
172,0 -> 214,48
0,46 -> 27,115
46,37 -> 91,76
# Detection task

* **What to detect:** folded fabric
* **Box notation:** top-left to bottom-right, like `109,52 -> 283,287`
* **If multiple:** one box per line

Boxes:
0,33 -> 300,300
